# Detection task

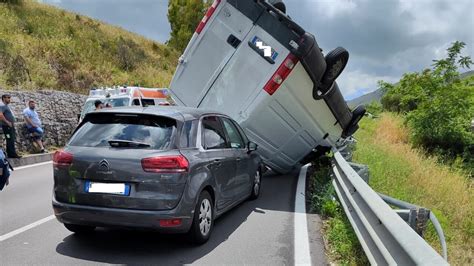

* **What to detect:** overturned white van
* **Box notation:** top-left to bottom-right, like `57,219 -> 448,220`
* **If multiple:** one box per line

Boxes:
169,0 -> 365,173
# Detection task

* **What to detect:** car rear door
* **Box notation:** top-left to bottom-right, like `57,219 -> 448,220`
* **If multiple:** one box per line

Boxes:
201,116 -> 236,211
169,0 -> 263,107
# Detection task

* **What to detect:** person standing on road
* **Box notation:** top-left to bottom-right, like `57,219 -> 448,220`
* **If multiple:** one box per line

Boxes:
0,94 -> 22,159
23,100 -> 46,153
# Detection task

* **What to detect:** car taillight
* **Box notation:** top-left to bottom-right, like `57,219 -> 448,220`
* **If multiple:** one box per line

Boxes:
142,155 -> 189,173
263,53 -> 299,95
159,219 -> 182,227
195,0 -> 221,34
53,150 -> 73,167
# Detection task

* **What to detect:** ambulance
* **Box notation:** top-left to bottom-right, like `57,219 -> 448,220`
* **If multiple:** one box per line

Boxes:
79,87 -> 172,122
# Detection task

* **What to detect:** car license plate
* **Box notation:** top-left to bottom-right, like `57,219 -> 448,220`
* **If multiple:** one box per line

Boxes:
85,181 -> 130,196
251,36 -> 279,60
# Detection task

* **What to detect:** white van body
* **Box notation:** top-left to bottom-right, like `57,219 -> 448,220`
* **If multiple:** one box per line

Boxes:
80,87 -> 171,121
169,0 -> 363,173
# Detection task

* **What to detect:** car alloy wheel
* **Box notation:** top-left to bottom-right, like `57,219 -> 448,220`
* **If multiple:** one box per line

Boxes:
199,198 -> 212,236
249,169 -> 262,200
253,170 -> 261,195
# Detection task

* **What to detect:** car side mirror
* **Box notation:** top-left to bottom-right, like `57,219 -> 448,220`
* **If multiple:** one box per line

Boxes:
247,142 -> 258,153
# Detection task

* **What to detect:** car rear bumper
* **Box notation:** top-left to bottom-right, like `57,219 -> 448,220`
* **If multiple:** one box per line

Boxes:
52,198 -> 193,233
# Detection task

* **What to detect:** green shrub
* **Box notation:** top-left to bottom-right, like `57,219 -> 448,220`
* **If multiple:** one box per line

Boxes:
380,41 -> 474,168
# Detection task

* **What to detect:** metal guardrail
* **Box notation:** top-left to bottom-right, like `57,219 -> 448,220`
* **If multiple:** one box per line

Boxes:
331,151 -> 448,265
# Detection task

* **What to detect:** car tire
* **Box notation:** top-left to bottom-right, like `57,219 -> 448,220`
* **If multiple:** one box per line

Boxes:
188,191 -> 213,245
64,223 -> 95,234
321,47 -> 349,87
249,167 -> 262,200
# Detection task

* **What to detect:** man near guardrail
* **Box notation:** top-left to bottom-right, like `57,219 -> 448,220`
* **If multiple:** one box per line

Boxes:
0,94 -> 22,159
23,100 -> 46,153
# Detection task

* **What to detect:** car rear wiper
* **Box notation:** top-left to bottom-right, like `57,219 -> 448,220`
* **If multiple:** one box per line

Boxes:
108,140 -> 151,148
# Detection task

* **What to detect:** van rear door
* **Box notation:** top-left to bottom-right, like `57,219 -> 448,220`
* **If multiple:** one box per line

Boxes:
169,0 -> 263,107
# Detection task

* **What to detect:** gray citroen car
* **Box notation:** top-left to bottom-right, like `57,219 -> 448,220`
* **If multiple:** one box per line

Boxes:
52,106 -> 263,244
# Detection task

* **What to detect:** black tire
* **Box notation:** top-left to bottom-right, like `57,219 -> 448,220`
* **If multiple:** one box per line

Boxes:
273,2 -> 286,13
188,191 -> 213,245
343,105 -> 366,137
64,223 -> 95,234
321,47 -> 349,86
249,167 -> 262,200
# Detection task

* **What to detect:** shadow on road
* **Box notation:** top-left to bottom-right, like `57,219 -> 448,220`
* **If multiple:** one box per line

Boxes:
55,171 -> 298,265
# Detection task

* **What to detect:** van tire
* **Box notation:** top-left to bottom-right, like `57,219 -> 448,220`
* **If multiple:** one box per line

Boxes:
343,105 -> 366,137
273,2 -> 286,13
321,47 -> 349,87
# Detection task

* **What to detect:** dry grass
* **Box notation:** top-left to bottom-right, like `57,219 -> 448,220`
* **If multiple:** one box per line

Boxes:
0,0 -> 179,93
353,113 -> 473,265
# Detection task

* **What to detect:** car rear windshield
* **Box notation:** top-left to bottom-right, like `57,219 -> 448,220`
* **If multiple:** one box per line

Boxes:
69,113 -> 177,150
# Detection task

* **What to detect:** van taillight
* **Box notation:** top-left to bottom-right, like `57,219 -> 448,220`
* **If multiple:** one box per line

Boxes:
263,53 -> 299,95
142,155 -> 189,173
195,0 -> 221,34
53,150 -> 73,167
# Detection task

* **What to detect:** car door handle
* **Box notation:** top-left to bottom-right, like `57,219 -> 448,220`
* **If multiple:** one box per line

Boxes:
236,157 -> 242,162
213,159 -> 222,166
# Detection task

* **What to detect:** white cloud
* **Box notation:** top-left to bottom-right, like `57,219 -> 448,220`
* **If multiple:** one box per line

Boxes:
337,70 -> 399,100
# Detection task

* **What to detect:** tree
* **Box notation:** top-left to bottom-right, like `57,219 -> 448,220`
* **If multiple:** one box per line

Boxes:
167,0 -> 209,52
380,41 -> 474,169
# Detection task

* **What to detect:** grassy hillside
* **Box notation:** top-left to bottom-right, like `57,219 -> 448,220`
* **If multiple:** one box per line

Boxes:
353,114 -> 473,265
0,0 -> 179,93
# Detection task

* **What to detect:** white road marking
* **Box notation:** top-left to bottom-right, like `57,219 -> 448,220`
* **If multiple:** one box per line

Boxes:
294,163 -> 312,265
0,215 -> 55,242
13,161 -> 52,170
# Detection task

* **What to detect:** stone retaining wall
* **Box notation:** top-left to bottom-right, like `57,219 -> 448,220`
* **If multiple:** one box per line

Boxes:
0,90 -> 87,153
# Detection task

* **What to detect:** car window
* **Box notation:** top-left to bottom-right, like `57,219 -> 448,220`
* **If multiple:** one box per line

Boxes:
179,120 -> 198,148
132,99 -> 140,106
233,120 -> 249,146
221,118 -> 245,149
202,116 -> 228,150
141,99 -> 155,107
69,113 -> 176,150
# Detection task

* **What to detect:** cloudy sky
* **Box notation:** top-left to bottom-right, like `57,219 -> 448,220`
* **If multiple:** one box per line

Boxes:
40,0 -> 474,100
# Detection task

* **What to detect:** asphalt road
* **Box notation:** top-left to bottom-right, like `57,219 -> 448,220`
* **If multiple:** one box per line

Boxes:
0,162 -> 325,265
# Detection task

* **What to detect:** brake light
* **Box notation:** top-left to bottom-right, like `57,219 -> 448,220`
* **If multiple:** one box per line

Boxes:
53,150 -> 73,167
195,0 -> 221,34
263,53 -> 299,95
142,155 -> 189,173
159,219 -> 182,227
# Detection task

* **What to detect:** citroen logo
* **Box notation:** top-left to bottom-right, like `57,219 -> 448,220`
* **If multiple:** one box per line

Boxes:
99,159 -> 110,172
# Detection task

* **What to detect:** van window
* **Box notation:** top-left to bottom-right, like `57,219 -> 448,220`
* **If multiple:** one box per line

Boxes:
221,118 -> 245,149
69,113 -> 176,150
202,116 -> 228,150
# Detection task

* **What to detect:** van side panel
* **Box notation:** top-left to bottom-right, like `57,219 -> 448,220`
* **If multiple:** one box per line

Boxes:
169,3 -> 256,107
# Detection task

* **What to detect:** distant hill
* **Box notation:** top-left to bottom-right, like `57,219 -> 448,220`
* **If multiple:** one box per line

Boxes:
348,88 -> 384,108
348,70 -> 474,108
0,1 -> 179,93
